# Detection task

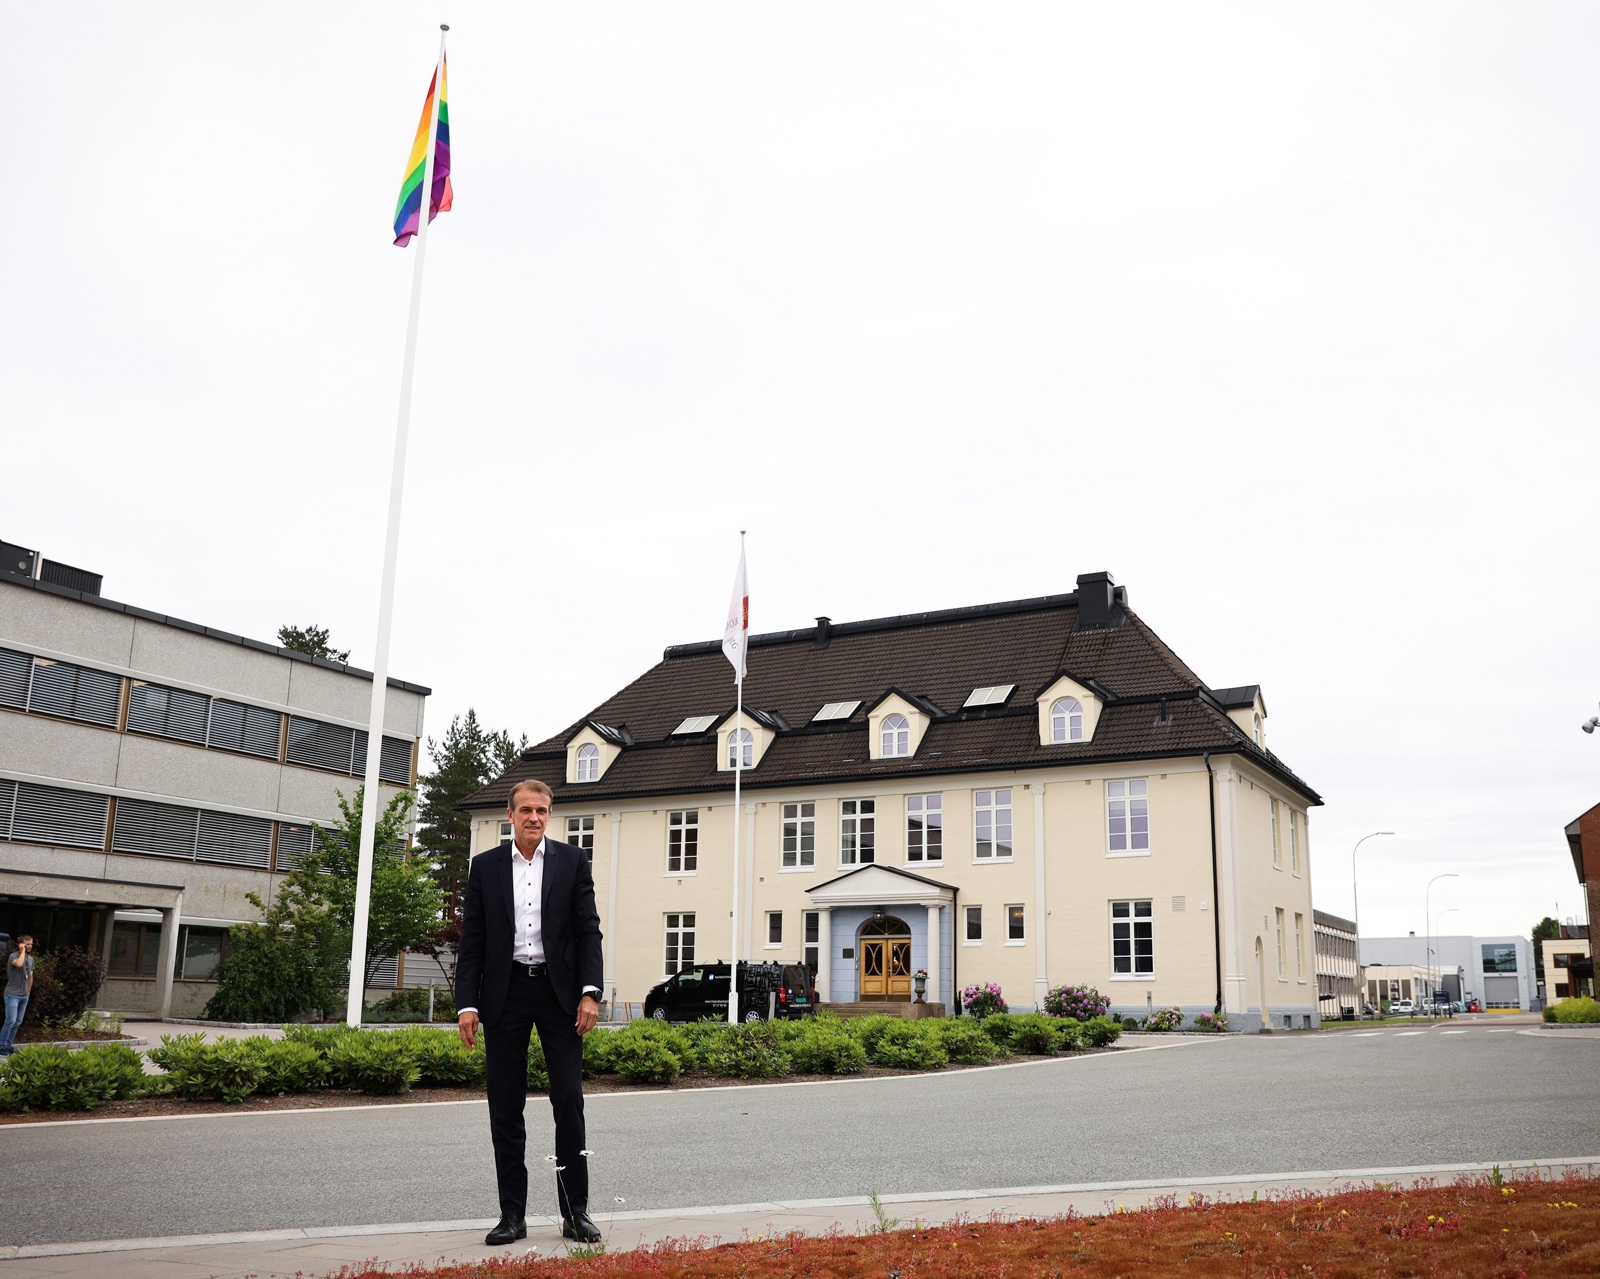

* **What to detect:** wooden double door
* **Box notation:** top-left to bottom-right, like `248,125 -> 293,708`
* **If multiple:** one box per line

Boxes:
859,915 -> 913,1000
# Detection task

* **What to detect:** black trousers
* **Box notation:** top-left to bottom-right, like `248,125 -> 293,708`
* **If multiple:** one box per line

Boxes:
484,968 -> 588,1220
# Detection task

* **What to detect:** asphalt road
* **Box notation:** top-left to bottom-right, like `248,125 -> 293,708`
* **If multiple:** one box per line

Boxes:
3,1024 -> 1596,1247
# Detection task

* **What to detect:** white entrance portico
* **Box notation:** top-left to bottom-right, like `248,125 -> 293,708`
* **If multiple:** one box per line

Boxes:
806,864 -> 955,1006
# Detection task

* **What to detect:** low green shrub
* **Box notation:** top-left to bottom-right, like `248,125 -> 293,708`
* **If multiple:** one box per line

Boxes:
609,1034 -> 681,1084
850,1014 -> 903,1058
980,1012 -> 1021,1049
0,1043 -> 147,1112
583,1027 -> 617,1076
160,1039 -> 266,1103
1042,984 -> 1110,1020
1120,1016 -> 1139,1031
249,1038 -> 330,1094
524,1030 -> 549,1091
1082,1015 -> 1124,1048
1543,1006 -> 1558,1024
328,1033 -> 419,1095
928,1017 -> 1000,1064
1051,1016 -> 1083,1052
1192,1011 -> 1229,1033
785,1020 -> 868,1074
1010,1013 -> 1061,1054
390,1028 -> 481,1087
868,1021 -> 948,1070
366,986 -> 457,1023
1552,997 -> 1600,1024
701,1022 -> 793,1079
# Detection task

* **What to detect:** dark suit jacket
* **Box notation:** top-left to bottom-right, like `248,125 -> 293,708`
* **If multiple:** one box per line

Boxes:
457,839 -> 604,1023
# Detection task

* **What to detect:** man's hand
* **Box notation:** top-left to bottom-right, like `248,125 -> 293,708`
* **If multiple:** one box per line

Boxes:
575,995 -> 600,1036
458,1010 -> 479,1049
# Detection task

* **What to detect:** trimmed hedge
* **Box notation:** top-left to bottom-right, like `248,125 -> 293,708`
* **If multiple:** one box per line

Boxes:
1552,997 -> 1600,1024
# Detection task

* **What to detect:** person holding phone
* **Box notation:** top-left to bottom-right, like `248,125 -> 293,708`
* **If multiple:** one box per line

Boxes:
0,935 -> 35,1056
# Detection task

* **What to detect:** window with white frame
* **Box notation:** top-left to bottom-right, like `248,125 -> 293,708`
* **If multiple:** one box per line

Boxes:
498,820 -> 513,844
664,912 -> 696,974
1006,905 -> 1025,944
880,714 -> 910,758
766,910 -> 783,947
566,815 -> 596,868
1253,713 -> 1262,746
840,798 -> 875,865
813,700 -> 861,723
803,911 -> 819,971
1275,908 -> 1287,978
1270,798 -> 1281,867
906,794 -> 942,863
1051,697 -> 1084,743
1290,811 -> 1300,874
1294,912 -> 1305,980
974,789 -> 1013,859
667,810 -> 698,874
575,743 -> 600,782
964,904 -> 983,943
964,684 -> 1014,707
727,727 -> 754,769
1106,779 -> 1149,854
1111,900 -> 1153,976
781,801 -> 816,869
673,715 -> 717,735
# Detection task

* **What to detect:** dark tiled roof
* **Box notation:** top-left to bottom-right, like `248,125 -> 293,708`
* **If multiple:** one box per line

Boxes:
463,590 -> 1320,811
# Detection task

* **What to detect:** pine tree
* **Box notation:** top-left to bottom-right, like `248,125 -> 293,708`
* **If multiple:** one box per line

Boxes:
277,623 -> 351,664
1532,915 -> 1560,985
416,709 -> 526,908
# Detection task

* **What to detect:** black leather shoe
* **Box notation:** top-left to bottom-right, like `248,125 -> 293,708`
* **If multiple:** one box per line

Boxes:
485,1215 -> 526,1245
562,1211 -> 601,1243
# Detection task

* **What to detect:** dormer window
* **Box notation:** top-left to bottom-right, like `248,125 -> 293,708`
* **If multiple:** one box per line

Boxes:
881,714 -> 910,757
1253,713 -> 1262,747
575,743 -> 599,782
964,684 -> 1015,708
1051,698 -> 1084,742
673,715 -> 717,735
727,727 -> 754,769
813,700 -> 861,723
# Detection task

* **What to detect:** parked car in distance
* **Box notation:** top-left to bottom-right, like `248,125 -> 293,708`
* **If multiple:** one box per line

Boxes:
644,961 -> 815,1023
1389,999 -> 1416,1015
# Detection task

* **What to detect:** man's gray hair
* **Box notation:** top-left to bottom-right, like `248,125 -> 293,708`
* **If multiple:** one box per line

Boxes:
507,778 -> 554,809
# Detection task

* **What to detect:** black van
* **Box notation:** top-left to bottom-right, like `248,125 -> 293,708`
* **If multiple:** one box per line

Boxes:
643,961 -> 814,1023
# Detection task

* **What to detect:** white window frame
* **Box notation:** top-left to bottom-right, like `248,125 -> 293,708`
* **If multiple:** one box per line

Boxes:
1290,810 -> 1301,875
813,700 -> 861,722
963,904 -> 983,945
905,793 -> 943,864
880,714 -> 910,758
974,788 -> 1013,861
1294,912 -> 1306,981
766,910 -> 783,949
667,809 -> 698,875
1275,908 -> 1287,979
964,684 -> 1015,708
565,815 -> 596,868
727,727 -> 754,769
664,912 -> 696,976
839,798 -> 876,866
498,820 -> 513,845
1270,798 -> 1281,868
672,715 -> 717,735
1050,697 -> 1084,743
781,801 -> 816,871
1106,778 -> 1150,856
1110,899 -> 1154,978
575,743 -> 600,782
1005,904 -> 1025,946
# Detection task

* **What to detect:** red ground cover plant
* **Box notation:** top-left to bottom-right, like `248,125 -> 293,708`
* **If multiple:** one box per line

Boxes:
324,1169 -> 1600,1278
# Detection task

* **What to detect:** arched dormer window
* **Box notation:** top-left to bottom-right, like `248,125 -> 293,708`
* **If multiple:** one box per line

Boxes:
727,727 -> 754,769
1051,697 -> 1084,743
1253,713 -> 1262,747
881,714 -> 910,758
575,743 -> 599,782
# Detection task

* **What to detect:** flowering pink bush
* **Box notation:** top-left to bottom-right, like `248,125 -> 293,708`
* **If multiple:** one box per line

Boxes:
1043,984 -> 1110,1020
1193,1010 -> 1230,1033
961,982 -> 1007,1018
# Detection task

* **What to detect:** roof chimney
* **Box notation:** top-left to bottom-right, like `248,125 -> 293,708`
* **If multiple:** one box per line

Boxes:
1075,571 -> 1116,630
813,616 -> 832,650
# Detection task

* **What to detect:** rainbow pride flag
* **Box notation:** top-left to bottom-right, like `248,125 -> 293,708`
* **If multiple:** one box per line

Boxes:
392,57 -> 452,247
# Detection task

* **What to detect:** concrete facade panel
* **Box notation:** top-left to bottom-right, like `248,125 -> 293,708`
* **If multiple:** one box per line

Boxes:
0,713 -> 124,787
0,584 -> 135,668
127,621 -> 294,705
113,734 -> 284,811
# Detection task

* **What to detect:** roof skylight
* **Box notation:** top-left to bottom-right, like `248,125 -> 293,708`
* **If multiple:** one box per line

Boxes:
963,684 -> 1015,708
672,715 -> 718,735
812,700 -> 862,723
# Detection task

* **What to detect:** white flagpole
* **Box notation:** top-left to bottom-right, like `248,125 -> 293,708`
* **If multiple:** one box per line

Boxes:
346,26 -> 448,1027
727,531 -> 746,1026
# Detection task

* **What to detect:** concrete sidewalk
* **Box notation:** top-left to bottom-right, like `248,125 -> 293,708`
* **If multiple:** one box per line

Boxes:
4,1157 -> 1596,1279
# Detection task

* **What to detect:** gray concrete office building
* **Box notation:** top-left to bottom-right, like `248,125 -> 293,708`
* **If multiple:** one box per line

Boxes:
0,544 -> 428,1018
1358,933 -> 1534,1011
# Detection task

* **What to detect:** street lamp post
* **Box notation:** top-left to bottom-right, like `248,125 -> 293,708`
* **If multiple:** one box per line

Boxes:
1351,832 -> 1395,1012
1425,873 -> 1459,1011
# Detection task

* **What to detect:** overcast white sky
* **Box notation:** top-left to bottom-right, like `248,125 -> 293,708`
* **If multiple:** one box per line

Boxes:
5,4 -> 1596,944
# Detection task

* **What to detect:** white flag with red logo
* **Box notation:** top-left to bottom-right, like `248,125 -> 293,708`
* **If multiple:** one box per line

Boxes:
722,547 -> 749,679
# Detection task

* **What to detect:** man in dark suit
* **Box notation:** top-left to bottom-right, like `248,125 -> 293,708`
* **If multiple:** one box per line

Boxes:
457,778 -> 604,1245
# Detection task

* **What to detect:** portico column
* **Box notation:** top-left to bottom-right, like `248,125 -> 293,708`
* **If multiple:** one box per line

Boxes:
815,907 -> 832,1006
925,904 -> 941,1005
154,903 -> 182,1020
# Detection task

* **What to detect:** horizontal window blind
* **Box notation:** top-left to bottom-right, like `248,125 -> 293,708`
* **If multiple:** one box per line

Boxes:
0,779 -> 15,839
196,810 -> 273,869
113,797 -> 200,860
0,648 -> 29,709
275,822 -> 318,871
286,717 -> 356,772
369,955 -> 400,988
27,658 -> 121,726
353,731 -> 415,786
11,782 -> 109,848
208,699 -> 282,758
126,682 -> 210,745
